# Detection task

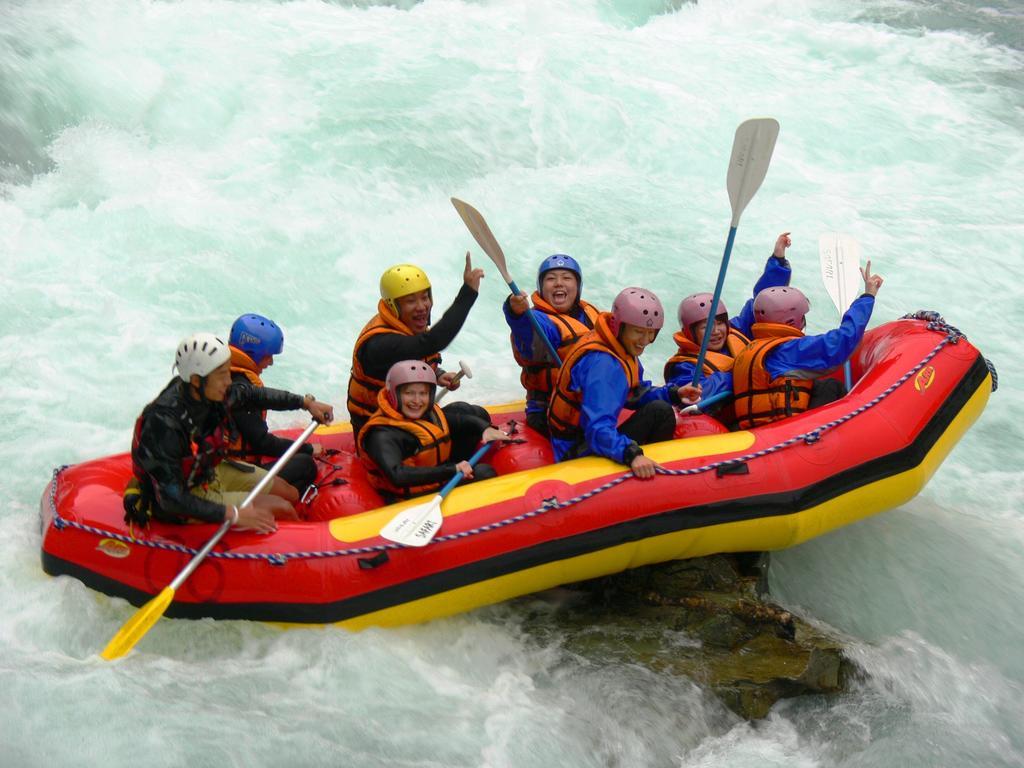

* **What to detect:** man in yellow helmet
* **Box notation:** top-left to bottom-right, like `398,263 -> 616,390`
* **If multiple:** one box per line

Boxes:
347,252 -> 484,439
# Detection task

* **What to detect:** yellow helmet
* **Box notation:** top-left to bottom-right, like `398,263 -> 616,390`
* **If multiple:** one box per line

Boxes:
380,264 -> 432,314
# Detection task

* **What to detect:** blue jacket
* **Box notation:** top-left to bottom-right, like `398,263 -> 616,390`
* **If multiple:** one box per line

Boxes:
763,294 -> 875,379
503,299 -> 595,416
731,254 -> 792,339
550,351 -> 674,463
665,254 -> 791,397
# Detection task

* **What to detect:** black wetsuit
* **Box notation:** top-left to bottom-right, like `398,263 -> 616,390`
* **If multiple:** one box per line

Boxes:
361,402 -> 496,501
132,379 -> 305,524
230,371 -> 317,492
351,284 -> 478,437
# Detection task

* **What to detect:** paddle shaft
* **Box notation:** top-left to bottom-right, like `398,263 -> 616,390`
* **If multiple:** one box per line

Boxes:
679,390 -> 731,416
508,280 -> 563,364
442,442 -> 492,496
690,118 -> 779,388
167,420 -> 319,591
449,198 -> 563,365
100,419 -> 320,660
434,361 -> 472,405
433,372 -> 464,404
691,226 -> 738,387
819,233 -> 861,390
837,240 -> 856,390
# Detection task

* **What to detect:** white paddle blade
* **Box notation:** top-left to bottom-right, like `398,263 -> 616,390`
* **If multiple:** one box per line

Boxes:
818,232 -> 862,314
450,197 -> 513,284
726,118 -> 780,227
379,495 -> 444,547
458,360 -> 473,379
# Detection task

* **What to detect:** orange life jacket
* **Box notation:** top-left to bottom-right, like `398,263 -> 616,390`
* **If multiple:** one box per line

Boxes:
662,327 -> 750,381
227,346 -> 267,460
731,323 -> 815,430
512,294 -> 600,404
547,312 -> 641,443
347,300 -> 442,422
357,390 -> 452,498
229,346 -> 265,388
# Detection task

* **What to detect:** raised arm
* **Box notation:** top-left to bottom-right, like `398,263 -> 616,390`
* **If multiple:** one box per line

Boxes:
361,283 -> 480,380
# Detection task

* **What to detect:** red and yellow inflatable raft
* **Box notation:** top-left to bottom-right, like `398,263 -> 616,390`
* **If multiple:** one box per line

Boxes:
40,313 -> 993,629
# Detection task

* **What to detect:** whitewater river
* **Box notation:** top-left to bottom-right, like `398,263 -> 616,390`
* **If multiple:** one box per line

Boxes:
2,0 -> 1022,765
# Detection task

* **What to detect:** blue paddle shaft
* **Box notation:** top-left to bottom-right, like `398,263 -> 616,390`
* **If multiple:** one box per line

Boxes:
691,226 -> 738,387
508,279 -> 563,364
695,390 -> 730,412
439,442 -> 493,498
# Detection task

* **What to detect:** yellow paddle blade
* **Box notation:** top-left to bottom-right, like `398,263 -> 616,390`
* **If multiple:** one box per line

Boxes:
100,586 -> 175,661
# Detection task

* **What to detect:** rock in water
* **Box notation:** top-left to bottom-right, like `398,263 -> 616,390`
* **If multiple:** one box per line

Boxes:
520,553 -> 852,720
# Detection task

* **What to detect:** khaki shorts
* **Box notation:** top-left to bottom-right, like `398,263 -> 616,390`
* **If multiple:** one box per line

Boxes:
191,461 -> 271,509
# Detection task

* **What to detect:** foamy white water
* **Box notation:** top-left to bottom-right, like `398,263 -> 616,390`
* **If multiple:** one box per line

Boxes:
2,0 -> 1022,764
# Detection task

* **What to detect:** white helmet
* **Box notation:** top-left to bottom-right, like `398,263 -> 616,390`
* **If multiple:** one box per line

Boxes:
174,333 -> 230,382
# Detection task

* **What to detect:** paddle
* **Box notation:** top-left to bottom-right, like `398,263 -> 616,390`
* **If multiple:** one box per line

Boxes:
434,359 -> 473,405
379,442 -> 492,547
99,420 -> 320,661
818,232 -> 862,390
679,390 -> 731,416
450,198 -> 563,364
691,118 -> 781,386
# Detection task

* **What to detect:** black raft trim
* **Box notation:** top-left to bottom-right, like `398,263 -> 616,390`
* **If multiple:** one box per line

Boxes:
43,355 -> 990,625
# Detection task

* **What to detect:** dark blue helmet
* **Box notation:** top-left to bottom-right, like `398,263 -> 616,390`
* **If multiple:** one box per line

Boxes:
229,314 -> 284,361
536,254 -> 582,295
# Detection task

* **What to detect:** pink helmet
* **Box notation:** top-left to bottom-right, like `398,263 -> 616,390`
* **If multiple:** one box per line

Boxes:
610,287 -> 665,336
753,287 -> 811,329
385,360 -> 437,407
678,293 -> 728,337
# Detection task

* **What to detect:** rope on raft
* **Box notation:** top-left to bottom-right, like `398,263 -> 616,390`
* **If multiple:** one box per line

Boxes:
48,312 -> 991,565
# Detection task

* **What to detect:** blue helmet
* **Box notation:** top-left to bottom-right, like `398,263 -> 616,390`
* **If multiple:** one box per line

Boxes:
229,314 -> 284,361
536,254 -> 582,295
